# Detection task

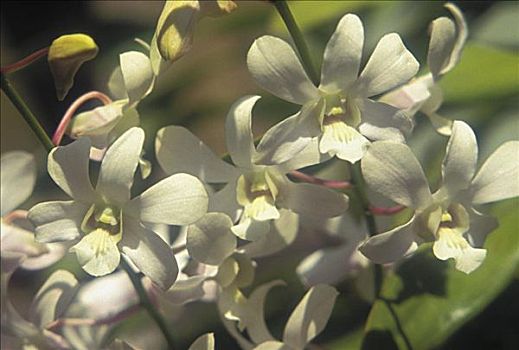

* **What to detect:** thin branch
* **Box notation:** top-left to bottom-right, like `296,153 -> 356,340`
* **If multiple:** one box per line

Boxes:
370,205 -> 406,216
290,170 -> 352,189
1,47 -> 49,74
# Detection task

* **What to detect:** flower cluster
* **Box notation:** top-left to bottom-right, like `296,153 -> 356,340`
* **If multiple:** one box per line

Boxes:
1,2 -> 517,349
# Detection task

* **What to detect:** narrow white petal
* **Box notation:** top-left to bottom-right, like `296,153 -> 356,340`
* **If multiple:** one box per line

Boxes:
470,141 -> 519,204
28,201 -> 89,243
319,122 -> 371,163
29,270 -> 78,329
354,33 -> 419,97
442,120 -> 478,195
119,51 -> 154,103
253,342 -> 289,350
433,228 -> 486,274
283,284 -> 338,349
281,182 -> 348,219
120,219 -> 178,290
126,173 -> 208,225
164,275 -> 207,305
225,96 -> 260,169
247,36 -> 319,105
156,126 -> 238,183
239,209 -> 299,258
188,333 -> 215,350
275,138 -> 330,173
361,141 -> 432,209
48,138 -> 96,202
358,98 -> 413,141
1,151 -> 36,215
427,112 -> 453,136
254,100 -> 323,166
96,128 -> 144,206
379,75 -> 432,115
231,217 -> 271,242
70,228 -> 121,277
428,17 -> 457,79
187,213 -> 236,266
320,14 -> 364,94
359,218 -> 418,264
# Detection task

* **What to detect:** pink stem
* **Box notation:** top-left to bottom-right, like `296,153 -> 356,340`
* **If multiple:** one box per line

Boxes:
290,170 -> 352,190
52,91 -> 112,146
369,204 -> 406,216
2,210 -> 28,224
0,47 -> 49,74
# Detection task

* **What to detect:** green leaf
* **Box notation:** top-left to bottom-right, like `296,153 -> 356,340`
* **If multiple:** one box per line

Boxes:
440,44 -> 519,103
362,198 -> 519,350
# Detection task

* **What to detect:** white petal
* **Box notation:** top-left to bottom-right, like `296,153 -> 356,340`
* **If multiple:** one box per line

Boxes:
354,33 -> 419,97
188,333 -> 215,350
96,128 -> 144,206
433,229 -> 486,274
231,217 -> 271,242
253,342 -> 289,350
164,275 -> 207,305
48,138 -> 96,202
119,51 -> 154,104
247,36 -> 319,105
466,209 -> 498,248
470,141 -> 519,204
29,269 -> 78,328
428,112 -> 453,136
107,66 -> 128,100
428,17 -> 456,79
126,173 -> 208,225
70,228 -> 121,277
358,98 -> 413,141
441,120 -> 478,195
28,201 -> 89,243
283,284 -> 338,349
361,141 -> 432,209
225,96 -> 260,168
379,75 -> 432,114
0,151 -> 36,215
275,138 -> 330,173
297,244 -> 357,287
359,218 -> 418,264
208,179 -> 241,220
156,126 -> 237,183
320,14 -> 364,94
280,182 -> 348,219
254,100 -> 323,166
319,122 -> 371,163
239,209 -> 299,258
187,213 -> 236,266
120,219 -> 178,290
245,280 -> 285,344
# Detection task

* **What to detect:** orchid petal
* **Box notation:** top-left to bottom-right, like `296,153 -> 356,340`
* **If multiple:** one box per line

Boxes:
1,151 -> 36,215
188,333 -> 215,350
119,51 -> 154,104
281,182 -> 348,219
358,98 -> 413,141
433,230 -> 486,274
319,122 -> 371,163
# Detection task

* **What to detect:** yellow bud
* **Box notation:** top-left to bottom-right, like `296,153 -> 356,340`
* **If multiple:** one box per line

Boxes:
48,34 -> 98,100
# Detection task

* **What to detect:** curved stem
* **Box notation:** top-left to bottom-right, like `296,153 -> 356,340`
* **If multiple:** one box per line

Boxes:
370,204 -> 406,216
1,73 -> 54,152
2,210 -> 28,224
52,91 -> 112,145
272,1 -> 319,84
290,170 -> 352,189
120,259 -> 176,349
1,47 -> 49,74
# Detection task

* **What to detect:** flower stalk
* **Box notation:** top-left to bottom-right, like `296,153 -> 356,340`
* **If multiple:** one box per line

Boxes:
1,73 -> 54,151
272,1 -> 319,84
0,47 -> 49,74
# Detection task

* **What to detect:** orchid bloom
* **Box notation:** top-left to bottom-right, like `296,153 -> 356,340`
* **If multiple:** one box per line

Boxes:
28,127 -> 208,289
156,95 -> 348,243
1,151 -> 66,273
221,282 -> 338,350
359,121 -> 519,273
246,13 -> 419,164
381,3 -> 467,136
1,270 -> 78,350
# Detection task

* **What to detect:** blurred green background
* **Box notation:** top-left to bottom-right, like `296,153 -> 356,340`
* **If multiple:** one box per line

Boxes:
1,1 -> 518,349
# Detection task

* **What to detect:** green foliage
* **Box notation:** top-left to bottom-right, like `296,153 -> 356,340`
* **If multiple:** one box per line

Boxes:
362,198 -> 519,350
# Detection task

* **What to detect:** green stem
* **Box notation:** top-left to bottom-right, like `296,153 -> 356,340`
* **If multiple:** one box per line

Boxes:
350,163 -> 383,298
120,259 -> 176,350
272,0 -> 320,84
1,73 -> 54,151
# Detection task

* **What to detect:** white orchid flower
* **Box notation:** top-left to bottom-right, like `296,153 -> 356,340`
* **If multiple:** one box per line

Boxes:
381,3 -> 467,136
359,121 -> 519,273
246,13 -> 419,164
28,127 -> 208,289
67,51 -> 155,162
1,270 -> 78,350
1,151 -> 66,272
221,282 -> 338,350
156,96 -> 348,243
